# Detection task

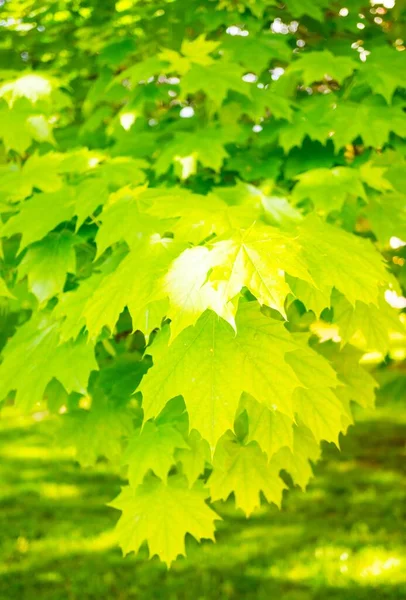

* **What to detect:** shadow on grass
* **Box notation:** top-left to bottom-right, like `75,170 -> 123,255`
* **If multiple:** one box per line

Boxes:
0,408 -> 405,600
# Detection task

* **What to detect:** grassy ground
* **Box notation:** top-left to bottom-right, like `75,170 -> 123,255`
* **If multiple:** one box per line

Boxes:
0,403 -> 405,600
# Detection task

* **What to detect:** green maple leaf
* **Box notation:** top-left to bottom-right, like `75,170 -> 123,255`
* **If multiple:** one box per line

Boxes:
46,335 -> 98,397
58,148 -> 104,174
270,423 -> 321,489
329,101 -> 406,150
366,193 -> 406,244
54,246 -> 149,341
18,231 -> 78,303
154,129 -> 231,176
0,71 -> 68,107
182,36 -> 220,64
0,100 -> 55,154
286,276 -> 331,315
20,152 -> 64,192
209,433 -> 287,515
58,398 -> 134,467
95,186 -> 169,257
140,312 -> 245,450
110,475 -> 219,566
298,215 -> 391,306
95,157 -> 148,189
332,291 -> 403,354
146,189 -> 254,245
181,61 -> 252,107
289,50 -> 357,85
0,153 -> 64,202
175,430 -> 211,486
0,163 -> 27,203
382,155 -> 406,193
278,97 -> 406,153
278,95 -> 333,153
221,33 -> 291,72
73,177 -> 109,229
286,347 -> 347,444
113,57 -> 166,88
237,87 -> 295,122
357,46 -> 405,104
57,354 -> 148,465
0,108 -> 44,153
53,269 -> 108,342
292,167 -> 365,212
161,35 -> 220,74
318,343 -> 377,410
45,378 -> 69,414
241,393 -> 294,459
261,194 -> 302,227
123,421 -> 188,486
284,0 -> 330,20
96,353 -> 151,404
207,223 -> 313,317
359,160 -> 394,193
84,237 -> 182,338
140,303 -> 306,449
0,316 -> 96,412
1,188 -> 75,252
160,245 -> 236,340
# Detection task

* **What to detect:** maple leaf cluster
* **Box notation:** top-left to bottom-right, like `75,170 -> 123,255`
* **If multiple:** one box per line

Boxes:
0,0 -> 405,566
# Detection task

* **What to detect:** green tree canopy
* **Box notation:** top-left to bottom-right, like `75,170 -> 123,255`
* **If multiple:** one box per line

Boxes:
0,0 -> 405,566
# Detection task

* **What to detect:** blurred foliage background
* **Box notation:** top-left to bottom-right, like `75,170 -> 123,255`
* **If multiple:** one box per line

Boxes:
0,394 -> 405,600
